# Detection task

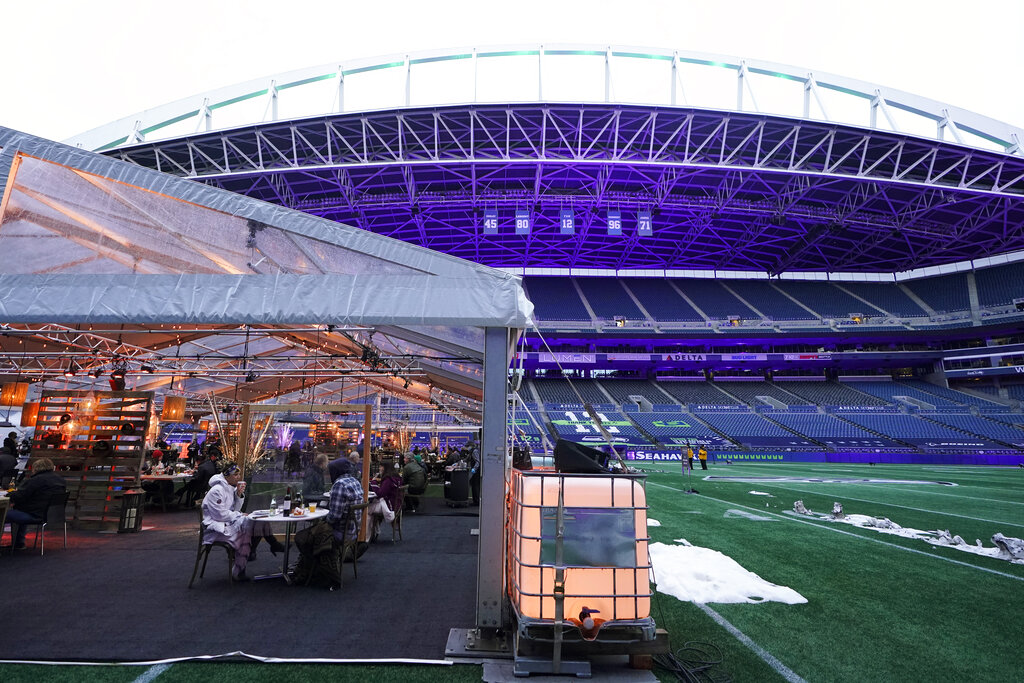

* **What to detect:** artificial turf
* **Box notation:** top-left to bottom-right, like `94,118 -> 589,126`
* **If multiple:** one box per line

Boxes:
2,462 -> 1020,682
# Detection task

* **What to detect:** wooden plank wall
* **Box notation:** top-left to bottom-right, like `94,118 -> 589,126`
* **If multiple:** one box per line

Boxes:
30,390 -> 153,529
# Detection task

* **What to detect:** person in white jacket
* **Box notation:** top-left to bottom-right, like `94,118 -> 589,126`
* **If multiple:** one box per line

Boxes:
201,462 -> 283,581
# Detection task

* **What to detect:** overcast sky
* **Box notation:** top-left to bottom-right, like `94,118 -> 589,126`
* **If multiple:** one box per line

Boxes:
5,0 -> 1023,142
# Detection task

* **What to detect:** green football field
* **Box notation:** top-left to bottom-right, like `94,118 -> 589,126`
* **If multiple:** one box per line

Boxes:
2,462 -> 1022,682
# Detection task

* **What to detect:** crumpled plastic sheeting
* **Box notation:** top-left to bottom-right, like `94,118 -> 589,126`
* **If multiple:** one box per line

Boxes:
992,533 -> 1024,563
0,273 -> 534,328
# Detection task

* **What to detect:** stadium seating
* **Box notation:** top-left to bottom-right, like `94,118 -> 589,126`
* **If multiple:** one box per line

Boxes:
839,413 -> 972,440
671,279 -> 758,319
771,281 -> 869,318
693,410 -> 819,448
902,272 -> 970,314
627,412 -> 736,448
530,378 -> 611,406
575,278 -> 646,321
713,380 -> 814,406
522,276 -> 592,321
841,380 -> 959,407
767,413 -> 903,449
599,379 -> 672,405
623,279 -> 705,322
894,379 -> 1002,408
837,282 -> 928,317
779,381 -> 891,407
974,261 -> 1024,307
723,280 -> 809,320
544,407 -> 651,446
920,413 -> 1024,445
655,380 -> 742,406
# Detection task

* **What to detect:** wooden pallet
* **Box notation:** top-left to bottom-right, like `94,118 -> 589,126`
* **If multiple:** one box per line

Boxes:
30,390 -> 153,529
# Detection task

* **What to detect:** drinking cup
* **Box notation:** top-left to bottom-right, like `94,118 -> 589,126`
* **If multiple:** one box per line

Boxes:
308,501 -> 317,513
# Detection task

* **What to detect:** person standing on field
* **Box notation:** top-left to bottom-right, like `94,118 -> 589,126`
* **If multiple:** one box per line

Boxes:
697,445 -> 708,470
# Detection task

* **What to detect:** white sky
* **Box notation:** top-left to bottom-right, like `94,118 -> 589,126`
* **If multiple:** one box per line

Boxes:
4,0 -> 1024,142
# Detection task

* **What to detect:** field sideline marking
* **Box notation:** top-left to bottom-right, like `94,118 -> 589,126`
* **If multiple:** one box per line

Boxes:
648,481 -> 1024,582
697,604 -> 807,683
131,663 -> 171,683
854,482 -> 1024,507
757,485 -> 1024,528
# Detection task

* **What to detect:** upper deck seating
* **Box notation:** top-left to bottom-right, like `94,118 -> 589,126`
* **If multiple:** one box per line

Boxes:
724,281 -> 809,320
974,261 -> 1024,308
902,273 -> 970,314
624,279 -> 704,322
575,277 -> 646,321
838,282 -> 928,317
523,276 -> 592,321
774,281 -> 874,318
671,279 -> 757,319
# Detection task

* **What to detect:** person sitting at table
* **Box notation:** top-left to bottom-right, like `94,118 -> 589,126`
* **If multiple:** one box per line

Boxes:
0,445 -> 18,487
401,451 -> 427,512
4,430 -> 18,456
328,449 -> 360,483
326,461 -> 364,544
177,450 -> 218,508
368,462 -> 401,541
302,452 -> 329,499
201,462 -> 284,581
6,457 -> 65,551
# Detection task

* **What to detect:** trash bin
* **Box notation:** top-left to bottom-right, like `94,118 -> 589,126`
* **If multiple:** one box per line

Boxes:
444,468 -> 470,507
118,490 -> 145,533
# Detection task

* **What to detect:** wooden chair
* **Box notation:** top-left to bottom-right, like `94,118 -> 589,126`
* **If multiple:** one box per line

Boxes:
330,501 -> 370,588
391,485 -> 408,542
188,509 -> 236,588
21,490 -> 70,555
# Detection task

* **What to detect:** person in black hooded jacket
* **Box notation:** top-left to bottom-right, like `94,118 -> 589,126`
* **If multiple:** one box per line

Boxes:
7,456 -> 65,550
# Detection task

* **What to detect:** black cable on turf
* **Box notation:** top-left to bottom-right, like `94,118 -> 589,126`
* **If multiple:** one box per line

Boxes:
653,641 -> 731,683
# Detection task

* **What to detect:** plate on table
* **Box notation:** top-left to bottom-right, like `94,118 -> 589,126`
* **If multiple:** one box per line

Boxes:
250,510 -> 272,519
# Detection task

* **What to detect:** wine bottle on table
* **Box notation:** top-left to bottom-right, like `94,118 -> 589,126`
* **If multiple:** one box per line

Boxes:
284,486 -> 292,515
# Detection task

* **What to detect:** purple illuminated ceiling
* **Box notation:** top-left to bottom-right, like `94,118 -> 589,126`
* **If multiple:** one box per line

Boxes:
109,103 -> 1024,273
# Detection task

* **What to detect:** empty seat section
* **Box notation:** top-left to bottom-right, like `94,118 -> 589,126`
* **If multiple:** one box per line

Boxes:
780,381 -> 890,407
523,276 -> 592,321
838,282 -> 927,317
894,380 -> 1001,407
842,381 -> 958,407
600,379 -> 671,405
974,262 -> 1024,307
531,378 -> 609,406
510,406 -> 551,450
723,281 -> 808,320
773,281 -> 871,318
769,413 -> 902,449
544,407 -> 653,446
624,279 -> 704,322
575,278 -> 645,320
839,413 -> 967,439
671,279 -> 757,319
713,381 -> 813,406
921,413 -> 1024,444
628,412 -> 735,448
656,381 -> 741,406
902,273 -> 970,314
694,411 -> 817,448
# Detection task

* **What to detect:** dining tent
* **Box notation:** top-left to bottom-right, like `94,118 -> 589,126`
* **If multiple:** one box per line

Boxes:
0,125 -> 531,630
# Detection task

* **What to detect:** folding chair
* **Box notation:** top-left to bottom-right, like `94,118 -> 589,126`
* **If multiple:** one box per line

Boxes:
329,501 -> 370,588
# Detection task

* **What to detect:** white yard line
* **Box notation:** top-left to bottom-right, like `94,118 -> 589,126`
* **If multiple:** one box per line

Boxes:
853,482 -> 1024,507
759,484 -> 1024,528
131,663 -> 171,683
697,604 -> 807,683
648,481 -> 1024,582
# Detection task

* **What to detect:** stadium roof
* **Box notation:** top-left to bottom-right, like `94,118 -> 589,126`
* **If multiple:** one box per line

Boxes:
89,46 -> 1024,275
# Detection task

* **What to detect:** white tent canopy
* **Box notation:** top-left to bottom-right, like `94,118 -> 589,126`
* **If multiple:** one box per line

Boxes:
0,126 -> 532,412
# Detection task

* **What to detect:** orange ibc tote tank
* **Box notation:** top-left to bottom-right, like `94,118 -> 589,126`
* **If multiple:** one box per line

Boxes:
506,467 -> 654,641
